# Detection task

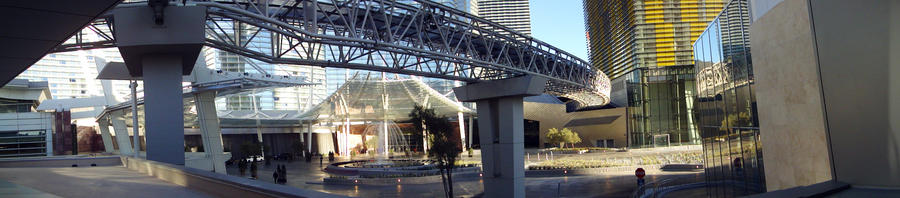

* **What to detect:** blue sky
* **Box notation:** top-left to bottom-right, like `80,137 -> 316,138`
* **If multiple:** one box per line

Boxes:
530,0 -> 589,61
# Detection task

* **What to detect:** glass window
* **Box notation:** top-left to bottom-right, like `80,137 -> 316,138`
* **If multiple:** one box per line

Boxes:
694,0 -> 764,196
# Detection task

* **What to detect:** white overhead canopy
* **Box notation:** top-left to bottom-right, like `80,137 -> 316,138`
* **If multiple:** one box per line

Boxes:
300,76 -> 473,122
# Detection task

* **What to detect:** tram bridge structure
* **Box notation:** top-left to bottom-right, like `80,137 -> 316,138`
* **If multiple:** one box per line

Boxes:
54,0 -> 610,105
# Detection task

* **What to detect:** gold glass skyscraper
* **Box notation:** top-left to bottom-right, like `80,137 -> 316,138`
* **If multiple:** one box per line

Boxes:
584,0 -> 725,79
584,0 -> 725,148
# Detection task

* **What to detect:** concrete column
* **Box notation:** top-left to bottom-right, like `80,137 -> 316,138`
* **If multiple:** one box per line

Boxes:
141,55 -> 185,165
110,110 -> 134,155
457,112 -> 467,151
130,80 -> 140,158
307,122 -> 313,152
454,75 -> 547,198
468,116 -> 474,149
114,5 -> 204,165
195,91 -> 226,174
97,118 -> 115,153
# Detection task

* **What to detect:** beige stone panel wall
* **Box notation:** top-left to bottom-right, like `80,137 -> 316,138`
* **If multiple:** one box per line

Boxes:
750,0 -> 832,191
523,102 -> 626,148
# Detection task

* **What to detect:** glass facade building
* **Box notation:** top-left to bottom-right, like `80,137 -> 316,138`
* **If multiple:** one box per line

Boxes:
583,0 -> 635,80
584,0 -> 726,148
624,65 -> 699,148
693,0 -> 765,196
584,0 -> 726,80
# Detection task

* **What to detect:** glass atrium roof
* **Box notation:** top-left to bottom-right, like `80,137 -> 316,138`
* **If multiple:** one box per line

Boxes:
299,77 -> 473,123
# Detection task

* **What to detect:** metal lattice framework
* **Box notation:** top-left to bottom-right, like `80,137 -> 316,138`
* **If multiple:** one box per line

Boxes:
55,0 -> 610,106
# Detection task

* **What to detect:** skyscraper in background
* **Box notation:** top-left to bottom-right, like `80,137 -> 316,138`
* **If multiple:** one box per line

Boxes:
201,20 -> 327,112
19,22 -> 328,113
584,0 -> 725,79
16,31 -> 135,102
583,0 -> 725,148
471,0 -> 532,35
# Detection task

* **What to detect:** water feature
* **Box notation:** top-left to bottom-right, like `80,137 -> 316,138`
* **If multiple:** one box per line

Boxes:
362,121 -> 410,157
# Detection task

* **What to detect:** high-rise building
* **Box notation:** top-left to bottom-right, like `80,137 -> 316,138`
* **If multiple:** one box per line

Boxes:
585,0 -> 726,79
20,24 -> 328,113
471,0 -> 532,35
583,0 -> 634,80
17,42 -> 135,102
583,0 -> 726,148
202,22 -> 328,111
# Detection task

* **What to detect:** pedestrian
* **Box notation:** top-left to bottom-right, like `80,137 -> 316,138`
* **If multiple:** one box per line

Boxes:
278,165 -> 287,184
273,169 -> 279,183
319,154 -> 323,166
250,160 -> 258,179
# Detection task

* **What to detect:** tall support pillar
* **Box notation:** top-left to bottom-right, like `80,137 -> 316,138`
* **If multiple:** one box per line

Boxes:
97,117 -> 115,153
195,91 -> 226,174
114,5 -> 205,165
454,76 -> 547,198
130,80 -> 141,158
141,55 -> 186,165
110,110 -> 134,155
468,116 -> 474,149
457,112 -> 467,151
307,122 -> 313,152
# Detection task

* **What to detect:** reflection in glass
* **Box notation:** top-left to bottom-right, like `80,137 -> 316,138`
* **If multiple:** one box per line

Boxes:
693,0 -> 764,197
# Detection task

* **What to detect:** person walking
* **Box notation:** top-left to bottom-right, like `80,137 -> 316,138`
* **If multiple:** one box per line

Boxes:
272,169 -> 279,183
278,165 -> 287,184
250,160 -> 258,179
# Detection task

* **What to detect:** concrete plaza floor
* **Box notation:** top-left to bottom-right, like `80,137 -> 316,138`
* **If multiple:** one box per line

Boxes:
228,155 -> 704,198
0,166 -> 212,198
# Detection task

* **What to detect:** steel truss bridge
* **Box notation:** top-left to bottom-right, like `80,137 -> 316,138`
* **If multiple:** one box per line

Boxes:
55,0 -> 610,106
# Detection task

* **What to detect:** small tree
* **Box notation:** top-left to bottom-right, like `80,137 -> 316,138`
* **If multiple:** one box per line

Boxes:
561,128 -> 582,148
546,128 -> 566,148
409,105 -> 435,153
291,139 -> 305,157
410,105 -> 460,198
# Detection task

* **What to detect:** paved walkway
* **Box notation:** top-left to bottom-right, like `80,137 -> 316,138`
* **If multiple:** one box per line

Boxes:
0,166 -> 212,198
228,156 -> 703,198
0,180 -> 59,198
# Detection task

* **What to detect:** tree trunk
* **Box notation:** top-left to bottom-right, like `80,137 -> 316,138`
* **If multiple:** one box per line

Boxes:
447,164 -> 454,198
439,166 -> 448,197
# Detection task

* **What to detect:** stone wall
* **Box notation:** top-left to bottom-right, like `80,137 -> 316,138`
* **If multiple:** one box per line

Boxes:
750,0 -> 832,191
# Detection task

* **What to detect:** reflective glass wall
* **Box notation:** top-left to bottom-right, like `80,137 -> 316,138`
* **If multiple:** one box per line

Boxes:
625,65 -> 700,148
693,0 -> 765,196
